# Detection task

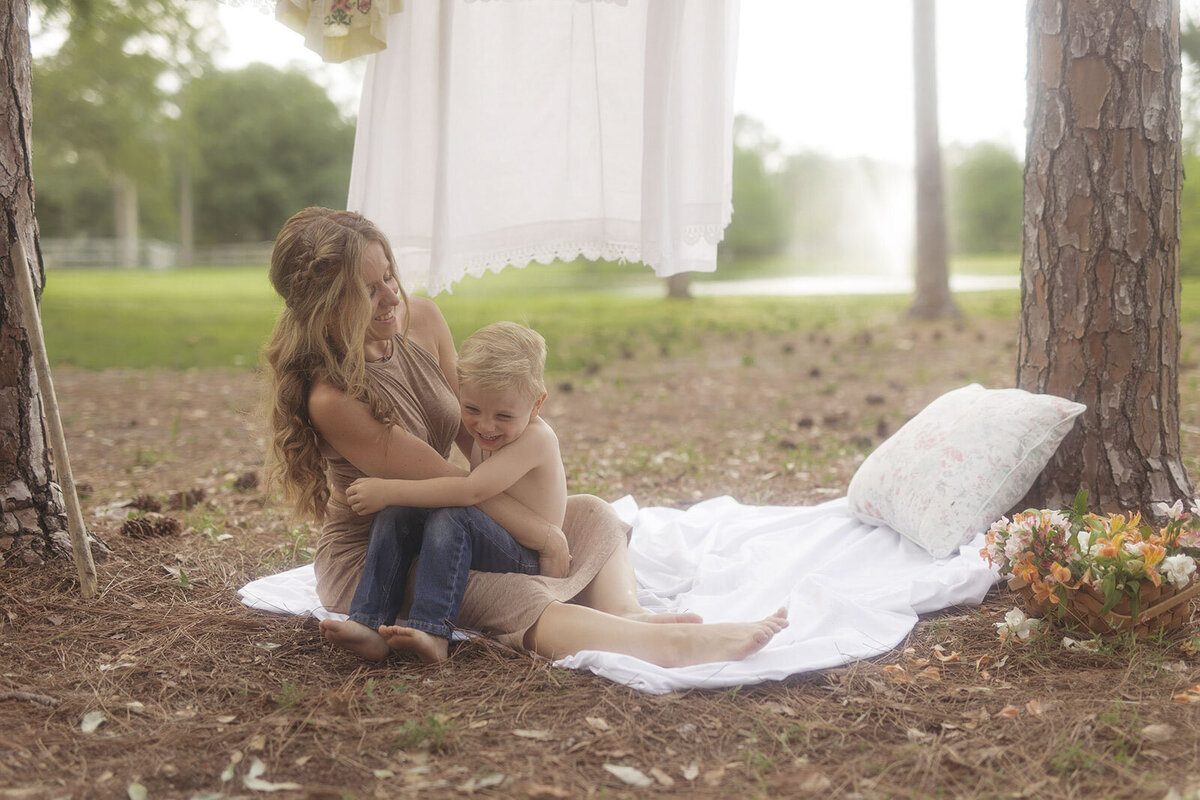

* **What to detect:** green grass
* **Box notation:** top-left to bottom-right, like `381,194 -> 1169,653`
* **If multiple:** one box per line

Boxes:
42,267 -> 280,370
38,257 -> 1032,371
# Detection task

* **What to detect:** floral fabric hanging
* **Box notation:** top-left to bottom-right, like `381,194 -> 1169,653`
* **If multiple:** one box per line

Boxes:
275,0 -> 405,63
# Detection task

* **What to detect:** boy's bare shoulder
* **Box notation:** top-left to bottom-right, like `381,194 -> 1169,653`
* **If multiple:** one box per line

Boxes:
526,417 -> 559,444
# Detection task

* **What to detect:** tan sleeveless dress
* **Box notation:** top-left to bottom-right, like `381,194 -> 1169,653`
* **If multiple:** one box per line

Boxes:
313,336 -> 625,650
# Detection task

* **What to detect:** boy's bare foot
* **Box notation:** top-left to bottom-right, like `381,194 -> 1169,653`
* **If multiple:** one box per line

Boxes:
624,610 -> 704,624
661,607 -> 788,668
379,625 -> 449,664
319,619 -> 390,662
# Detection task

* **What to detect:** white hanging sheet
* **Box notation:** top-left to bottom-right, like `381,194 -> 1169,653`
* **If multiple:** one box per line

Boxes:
239,496 -> 999,694
347,0 -> 738,294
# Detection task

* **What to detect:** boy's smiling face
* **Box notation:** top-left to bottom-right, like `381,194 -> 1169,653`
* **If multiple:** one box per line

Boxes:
459,383 -> 545,453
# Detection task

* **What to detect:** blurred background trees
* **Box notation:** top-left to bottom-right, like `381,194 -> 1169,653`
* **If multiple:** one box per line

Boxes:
177,65 -> 355,247
26,3 -> 1200,278
31,1 -> 353,264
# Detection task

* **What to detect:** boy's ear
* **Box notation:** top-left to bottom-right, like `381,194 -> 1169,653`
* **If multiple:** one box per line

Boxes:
530,392 -> 547,419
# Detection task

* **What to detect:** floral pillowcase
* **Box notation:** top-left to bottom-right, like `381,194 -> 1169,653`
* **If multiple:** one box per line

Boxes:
847,384 -> 1086,559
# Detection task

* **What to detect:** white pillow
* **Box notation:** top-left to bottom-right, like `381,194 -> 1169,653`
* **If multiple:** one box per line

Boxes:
847,384 -> 1085,558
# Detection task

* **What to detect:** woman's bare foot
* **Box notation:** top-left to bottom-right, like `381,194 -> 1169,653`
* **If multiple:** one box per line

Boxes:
379,625 -> 449,664
660,607 -> 788,668
319,619 -> 390,662
624,610 -> 704,624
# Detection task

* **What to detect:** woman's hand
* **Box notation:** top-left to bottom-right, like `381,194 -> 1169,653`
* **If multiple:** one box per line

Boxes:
346,478 -> 389,516
538,524 -> 571,578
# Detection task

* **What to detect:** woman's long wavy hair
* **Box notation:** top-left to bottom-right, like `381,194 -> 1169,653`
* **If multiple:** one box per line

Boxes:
263,208 -> 410,522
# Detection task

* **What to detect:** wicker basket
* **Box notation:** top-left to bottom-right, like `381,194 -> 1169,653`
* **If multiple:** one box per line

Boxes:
1008,575 -> 1200,636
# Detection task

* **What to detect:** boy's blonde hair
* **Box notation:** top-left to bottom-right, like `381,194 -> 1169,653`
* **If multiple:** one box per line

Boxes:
457,322 -> 547,401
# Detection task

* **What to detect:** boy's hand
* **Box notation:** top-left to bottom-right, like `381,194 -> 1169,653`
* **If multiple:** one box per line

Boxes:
346,478 -> 387,516
538,525 -> 571,578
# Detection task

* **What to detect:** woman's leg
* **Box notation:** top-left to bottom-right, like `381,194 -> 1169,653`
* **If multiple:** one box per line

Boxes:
320,506 -> 429,661
571,525 -> 703,624
524,602 -> 788,668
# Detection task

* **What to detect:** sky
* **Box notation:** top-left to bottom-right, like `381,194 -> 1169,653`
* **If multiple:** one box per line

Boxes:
214,1 -> 1034,166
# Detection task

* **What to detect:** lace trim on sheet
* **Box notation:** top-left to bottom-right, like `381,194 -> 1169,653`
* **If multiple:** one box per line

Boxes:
418,223 -> 728,295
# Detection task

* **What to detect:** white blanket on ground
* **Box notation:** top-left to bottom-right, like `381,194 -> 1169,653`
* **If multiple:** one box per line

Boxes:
239,496 -> 998,693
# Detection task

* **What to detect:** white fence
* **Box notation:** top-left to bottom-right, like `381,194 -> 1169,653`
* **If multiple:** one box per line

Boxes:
40,238 -> 275,269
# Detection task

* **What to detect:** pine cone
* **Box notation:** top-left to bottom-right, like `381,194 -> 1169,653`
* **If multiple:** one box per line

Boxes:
166,488 -> 206,511
232,471 -> 259,491
130,493 -> 162,513
120,512 -> 181,539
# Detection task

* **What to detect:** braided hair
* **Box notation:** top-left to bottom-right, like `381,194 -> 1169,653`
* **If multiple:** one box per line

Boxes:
262,208 -> 410,522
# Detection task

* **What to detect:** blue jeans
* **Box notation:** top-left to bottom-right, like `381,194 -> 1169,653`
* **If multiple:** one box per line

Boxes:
347,505 -> 539,639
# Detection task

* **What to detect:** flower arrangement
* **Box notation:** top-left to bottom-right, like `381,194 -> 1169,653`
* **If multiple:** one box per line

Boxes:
982,494 -> 1200,635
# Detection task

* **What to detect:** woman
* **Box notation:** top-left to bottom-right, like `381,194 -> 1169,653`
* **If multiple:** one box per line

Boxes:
263,207 -> 786,668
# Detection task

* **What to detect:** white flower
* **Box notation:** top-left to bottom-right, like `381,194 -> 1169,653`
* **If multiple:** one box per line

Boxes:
1162,555 -> 1197,590
1003,535 -> 1025,562
1088,540 -> 1105,558
1156,499 -> 1186,521
1047,511 -> 1072,531
1125,540 -> 1147,556
995,607 -> 1041,640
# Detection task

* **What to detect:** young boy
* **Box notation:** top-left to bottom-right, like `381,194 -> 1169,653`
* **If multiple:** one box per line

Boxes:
330,322 -> 568,663
346,321 -> 567,544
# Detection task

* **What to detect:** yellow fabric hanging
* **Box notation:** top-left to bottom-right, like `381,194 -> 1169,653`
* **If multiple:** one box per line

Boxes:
275,0 -> 404,63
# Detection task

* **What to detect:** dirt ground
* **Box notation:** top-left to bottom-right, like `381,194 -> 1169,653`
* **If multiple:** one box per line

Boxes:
5,315 -> 1200,799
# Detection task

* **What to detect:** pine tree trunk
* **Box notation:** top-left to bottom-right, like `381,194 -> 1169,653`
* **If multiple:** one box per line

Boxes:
908,0 -> 958,320
1019,0 -> 1192,512
0,0 -> 76,566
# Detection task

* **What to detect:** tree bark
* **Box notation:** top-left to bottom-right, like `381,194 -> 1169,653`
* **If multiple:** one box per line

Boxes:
908,0 -> 958,320
0,0 -> 74,566
1019,0 -> 1192,512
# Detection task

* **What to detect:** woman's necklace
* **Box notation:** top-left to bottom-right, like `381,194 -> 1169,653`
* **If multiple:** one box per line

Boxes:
368,338 -> 394,363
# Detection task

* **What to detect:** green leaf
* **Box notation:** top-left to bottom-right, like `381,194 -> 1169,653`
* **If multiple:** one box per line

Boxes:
1099,573 -> 1119,615
1072,490 -> 1089,521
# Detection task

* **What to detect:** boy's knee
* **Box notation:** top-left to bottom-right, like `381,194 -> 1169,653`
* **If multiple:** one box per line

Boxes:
422,509 -> 470,551
373,505 -> 427,531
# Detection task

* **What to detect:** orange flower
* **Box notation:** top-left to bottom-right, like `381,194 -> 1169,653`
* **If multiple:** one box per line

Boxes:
1095,532 -> 1125,559
1140,542 -> 1166,570
1049,562 -> 1074,587
1030,577 -> 1059,606
1013,557 -> 1039,584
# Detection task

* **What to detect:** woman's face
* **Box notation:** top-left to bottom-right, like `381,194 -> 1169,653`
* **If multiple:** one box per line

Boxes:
361,241 -> 402,348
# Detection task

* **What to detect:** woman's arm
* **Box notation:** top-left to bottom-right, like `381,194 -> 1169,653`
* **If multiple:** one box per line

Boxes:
309,381 -> 465,480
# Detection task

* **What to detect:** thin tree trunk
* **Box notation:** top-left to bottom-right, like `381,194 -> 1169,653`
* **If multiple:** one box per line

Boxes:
0,0 -> 74,565
113,172 -> 138,268
1018,0 -> 1192,512
666,271 -> 692,299
179,161 -> 194,267
908,0 -> 958,320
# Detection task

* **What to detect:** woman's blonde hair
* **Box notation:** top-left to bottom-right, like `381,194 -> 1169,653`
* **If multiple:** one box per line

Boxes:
456,321 -> 547,401
262,207 -> 410,522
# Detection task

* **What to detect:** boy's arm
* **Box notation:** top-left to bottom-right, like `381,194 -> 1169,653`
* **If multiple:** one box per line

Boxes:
359,430 -> 553,509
